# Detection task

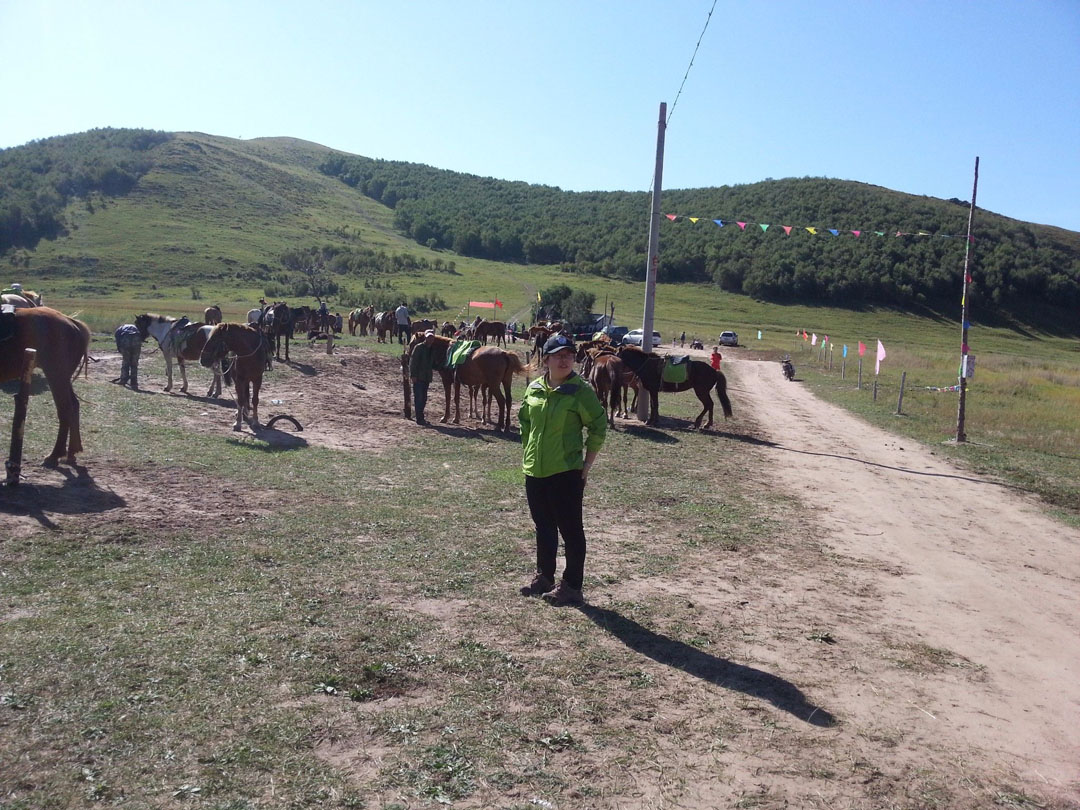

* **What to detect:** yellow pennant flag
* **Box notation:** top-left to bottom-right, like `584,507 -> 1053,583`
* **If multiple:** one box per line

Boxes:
689,217 -> 699,224
537,291 -> 542,302
806,227 -> 818,235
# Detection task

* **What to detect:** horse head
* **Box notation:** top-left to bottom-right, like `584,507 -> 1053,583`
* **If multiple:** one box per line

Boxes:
200,324 -> 228,368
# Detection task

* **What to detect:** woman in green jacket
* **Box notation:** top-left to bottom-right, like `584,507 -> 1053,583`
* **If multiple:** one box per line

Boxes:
518,334 -> 607,605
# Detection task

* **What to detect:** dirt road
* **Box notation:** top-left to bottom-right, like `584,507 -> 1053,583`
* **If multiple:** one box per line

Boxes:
724,354 -> 1079,799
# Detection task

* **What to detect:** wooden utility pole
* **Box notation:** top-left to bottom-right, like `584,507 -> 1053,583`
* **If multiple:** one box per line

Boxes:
956,157 -> 979,443
637,101 -> 667,421
5,349 -> 37,486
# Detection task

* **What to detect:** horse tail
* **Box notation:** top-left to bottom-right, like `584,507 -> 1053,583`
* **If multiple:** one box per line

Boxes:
714,370 -> 733,418
505,350 -> 529,376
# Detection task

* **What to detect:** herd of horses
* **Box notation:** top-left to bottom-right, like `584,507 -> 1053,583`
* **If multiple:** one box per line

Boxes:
1,288 -> 733,470
401,327 -> 733,434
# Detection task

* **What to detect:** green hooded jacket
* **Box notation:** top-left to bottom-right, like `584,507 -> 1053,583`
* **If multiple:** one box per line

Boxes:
518,371 -> 607,479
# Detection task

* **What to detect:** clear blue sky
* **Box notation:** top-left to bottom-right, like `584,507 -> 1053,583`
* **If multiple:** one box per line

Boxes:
3,0 -> 1078,230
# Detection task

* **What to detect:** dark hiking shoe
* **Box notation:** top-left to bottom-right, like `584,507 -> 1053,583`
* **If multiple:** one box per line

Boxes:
519,574 -> 555,597
542,582 -> 584,606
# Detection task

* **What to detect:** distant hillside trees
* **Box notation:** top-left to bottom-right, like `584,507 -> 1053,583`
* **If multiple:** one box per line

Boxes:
0,128 -> 171,250
319,155 -> 1080,310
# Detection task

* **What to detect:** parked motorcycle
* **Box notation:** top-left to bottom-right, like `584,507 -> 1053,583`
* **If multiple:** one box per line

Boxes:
781,357 -> 795,381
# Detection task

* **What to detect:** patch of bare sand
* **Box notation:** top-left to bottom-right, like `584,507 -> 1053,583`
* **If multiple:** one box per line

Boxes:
721,356 -> 1080,801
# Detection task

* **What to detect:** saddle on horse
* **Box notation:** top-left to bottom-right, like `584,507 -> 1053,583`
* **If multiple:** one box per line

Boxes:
446,339 -> 482,369
662,354 -> 691,385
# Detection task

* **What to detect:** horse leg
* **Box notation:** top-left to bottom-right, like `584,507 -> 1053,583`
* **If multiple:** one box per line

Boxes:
179,357 -> 189,394
163,355 -> 174,392
284,332 -> 289,363
491,386 -> 506,432
42,381 -> 74,467
648,390 -> 659,426
440,372 -> 452,423
453,378 -> 462,425
233,380 -> 246,431
250,375 -> 261,429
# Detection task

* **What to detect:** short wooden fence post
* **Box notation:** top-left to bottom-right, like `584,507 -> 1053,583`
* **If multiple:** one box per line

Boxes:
5,348 -> 38,486
896,371 -> 907,414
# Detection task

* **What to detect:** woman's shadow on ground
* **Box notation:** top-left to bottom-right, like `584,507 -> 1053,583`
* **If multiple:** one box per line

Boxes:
578,604 -> 836,727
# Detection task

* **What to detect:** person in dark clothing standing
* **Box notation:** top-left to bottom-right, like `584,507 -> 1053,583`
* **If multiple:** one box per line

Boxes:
409,330 -> 438,425
517,333 -> 607,606
113,323 -> 146,390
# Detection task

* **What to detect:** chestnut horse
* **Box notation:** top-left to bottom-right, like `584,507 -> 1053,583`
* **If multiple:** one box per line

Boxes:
348,306 -> 373,336
199,324 -> 268,431
0,307 -> 90,466
617,345 -> 732,429
135,314 -> 224,397
408,335 -> 527,431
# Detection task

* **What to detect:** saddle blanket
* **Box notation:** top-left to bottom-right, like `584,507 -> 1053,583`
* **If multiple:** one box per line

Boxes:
446,339 -> 482,369
662,354 -> 690,384
0,304 -> 15,343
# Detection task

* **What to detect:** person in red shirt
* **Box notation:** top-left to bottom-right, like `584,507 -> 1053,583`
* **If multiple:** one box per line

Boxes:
710,347 -> 722,370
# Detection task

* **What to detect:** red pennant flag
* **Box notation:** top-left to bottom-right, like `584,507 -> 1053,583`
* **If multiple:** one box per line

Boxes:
665,214 -> 677,221
495,299 -> 503,308
803,331 -> 808,341
858,341 -> 866,357
852,230 -> 861,237
782,226 -> 792,236
737,222 -> 747,230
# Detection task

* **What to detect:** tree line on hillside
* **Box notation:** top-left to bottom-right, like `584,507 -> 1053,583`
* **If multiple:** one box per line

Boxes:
0,128 -> 172,251
319,154 -> 1080,310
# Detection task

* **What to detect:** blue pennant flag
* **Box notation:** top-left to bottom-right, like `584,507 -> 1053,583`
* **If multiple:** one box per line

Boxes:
842,344 -> 848,358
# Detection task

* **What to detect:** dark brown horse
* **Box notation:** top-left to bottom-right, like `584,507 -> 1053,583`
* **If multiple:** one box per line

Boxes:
578,347 -> 626,426
1,307 -> 90,466
199,324 -> 268,431
617,346 -> 732,429
265,301 -> 293,362
373,311 -> 395,343
473,319 -> 507,346
203,305 -> 222,325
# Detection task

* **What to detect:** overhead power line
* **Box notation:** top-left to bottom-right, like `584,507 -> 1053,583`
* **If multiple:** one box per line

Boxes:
667,0 -> 718,125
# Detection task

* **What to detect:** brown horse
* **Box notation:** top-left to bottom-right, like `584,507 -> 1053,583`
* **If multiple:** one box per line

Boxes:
135,314 -> 224,397
0,307 -> 90,466
617,345 -> 732,429
577,345 -> 626,426
199,324 -> 268,431
373,311 -> 395,343
473,320 -> 507,346
408,335 -> 526,431
452,346 -> 526,431
203,305 -> 222,325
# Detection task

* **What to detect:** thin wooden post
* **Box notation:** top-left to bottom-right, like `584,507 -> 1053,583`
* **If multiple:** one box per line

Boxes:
873,378 -> 878,402
858,357 -> 863,389
896,371 -> 907,414
400,352 -> 412,420
5,348 -> 38,486
841,357 -> 846,380
829,345 -> 833,371
956,156 -> 980,442
637,101 -> 667,422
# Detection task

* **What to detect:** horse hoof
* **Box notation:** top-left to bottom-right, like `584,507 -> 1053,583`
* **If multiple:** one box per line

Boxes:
232,424 -> 242,432
42,457 -> 60,469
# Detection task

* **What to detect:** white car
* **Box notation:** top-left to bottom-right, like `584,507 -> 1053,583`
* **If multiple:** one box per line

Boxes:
623,329 -> 661,348
719,331 -> 739,347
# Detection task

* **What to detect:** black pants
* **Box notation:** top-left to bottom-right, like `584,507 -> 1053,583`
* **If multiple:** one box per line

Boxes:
525,470 -> 586,589
398,324 -> 411,344
413,380 -> 430,422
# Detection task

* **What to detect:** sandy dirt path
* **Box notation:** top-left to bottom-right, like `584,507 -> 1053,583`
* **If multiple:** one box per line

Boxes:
721,353 -> 1080,797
